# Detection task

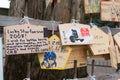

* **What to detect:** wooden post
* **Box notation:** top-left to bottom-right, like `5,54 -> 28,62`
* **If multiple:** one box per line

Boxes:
91,59 -> 95,76
74,60 -> 77,79
0,38 -> 3,80
27,62 -> 31,78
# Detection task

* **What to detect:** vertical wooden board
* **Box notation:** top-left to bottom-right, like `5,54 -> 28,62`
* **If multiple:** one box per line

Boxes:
0,38 -> 3,80
114,31 -> 120,63
4,24 -> 49,55
38,35 -> 72,70
115,45 -> 120,63
101,1 -> 120,22
59,23 -> 93,45
108,33 -> 117,69
89,26 -> 109,55
84,0 -> 101,14
114,32 -> 120,49
38,46 -> 72,70
65,46 -> 87,69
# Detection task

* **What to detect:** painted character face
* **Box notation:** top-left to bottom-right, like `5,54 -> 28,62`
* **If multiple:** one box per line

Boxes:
41,52 -> 57,68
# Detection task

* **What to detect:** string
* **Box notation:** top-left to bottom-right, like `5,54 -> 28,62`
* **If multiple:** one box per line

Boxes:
51,20 -> 55,35
89,13 -> 97,28
50,20 -> 55,52
71,19 -> 79,26
19,16 -> 33,24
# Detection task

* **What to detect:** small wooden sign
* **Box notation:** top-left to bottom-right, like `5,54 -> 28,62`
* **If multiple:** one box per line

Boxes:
114,32 -> 120,63
115,45 -> 120,63
38,46 -> 72,70
65,46 -> 87,69
84,0 -> 101,14
101,1 -> 120,22
108,32 -> 117,69
48,34 -> 61,52
89,26 -> 109,55
59,23 -> 93,45
4,24 -> 49,55
38,35 -> 72,70
114,32 -> 120,49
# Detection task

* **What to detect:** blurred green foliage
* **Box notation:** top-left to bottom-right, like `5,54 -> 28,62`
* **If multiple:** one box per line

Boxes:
84,14 -> 118,28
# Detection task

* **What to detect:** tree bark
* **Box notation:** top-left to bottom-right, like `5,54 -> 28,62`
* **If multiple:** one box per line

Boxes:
9,0 -> 25,17
4,0 -> 87,80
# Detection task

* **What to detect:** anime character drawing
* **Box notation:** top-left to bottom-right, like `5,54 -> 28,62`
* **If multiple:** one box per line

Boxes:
41,52 -> 57,68
87,0 -> 100,13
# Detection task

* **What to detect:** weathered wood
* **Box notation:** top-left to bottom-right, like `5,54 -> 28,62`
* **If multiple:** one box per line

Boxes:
108,31 -> 118,69
4,0 -> 88,80
0,38 -> 3,80
9,0 -> 25,17
101,1 -> 120,22
0,15 -> 59,30
90,26 -> 109,55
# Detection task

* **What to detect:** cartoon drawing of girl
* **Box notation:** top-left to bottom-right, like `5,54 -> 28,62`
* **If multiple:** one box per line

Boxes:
41,52 -> 57,68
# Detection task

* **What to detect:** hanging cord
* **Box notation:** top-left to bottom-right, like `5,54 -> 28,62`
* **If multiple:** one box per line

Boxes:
19,16 -> 33,24
51,20 -> 55,35
71,19 -> 79,26
107,26 -> 112,36
71,19 -> 76,26
89,13 -> 96,28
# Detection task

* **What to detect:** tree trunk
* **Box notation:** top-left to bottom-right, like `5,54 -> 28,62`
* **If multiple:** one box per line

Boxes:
4,0 -> 87,80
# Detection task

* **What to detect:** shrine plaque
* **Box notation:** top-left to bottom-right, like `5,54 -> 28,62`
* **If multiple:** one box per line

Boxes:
101,1 -> 120,22
65,46 -> 87,69
84,0 -> 101,14
89,26 -> 109,55
59,23 -> 93,45
4,24 -> 49,55
114,32 -> 120,49
38,35 -> 72,70
114,32 -> 120,63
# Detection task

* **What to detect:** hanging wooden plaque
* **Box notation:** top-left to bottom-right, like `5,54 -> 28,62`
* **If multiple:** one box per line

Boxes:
4,24 -> 49,55
84,0 -> 101,14
48,34 -> 62,52
101,1 -> 120,22
114,32 -> 120,48
38,47 -> 72,70
38,35 -> 72,70
114,32 -> 120,63
108,32 -> 117,69
65,46 -> 87,69
59,23 -> 93,45
89,26 -> 109,55
115,45 -> 120,63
